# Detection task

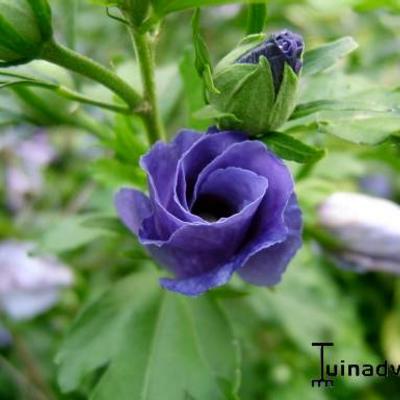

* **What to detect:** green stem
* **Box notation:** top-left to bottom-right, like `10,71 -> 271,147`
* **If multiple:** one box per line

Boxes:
127,27 -> 166,143
40,41 -> 142,110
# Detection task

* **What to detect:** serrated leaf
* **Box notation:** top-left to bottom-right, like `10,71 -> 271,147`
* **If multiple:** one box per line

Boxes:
303,37 -> 358,76
57,270 -> 240,400
260,131 -> 325,164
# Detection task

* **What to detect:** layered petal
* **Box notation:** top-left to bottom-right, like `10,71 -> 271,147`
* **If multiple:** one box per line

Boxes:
143,169 -> 268,280
115,188 -> 152,235
194,140 -> 294,232
238,194 -> 303,285
177,131 -> 246,208
114,129 -> 303,296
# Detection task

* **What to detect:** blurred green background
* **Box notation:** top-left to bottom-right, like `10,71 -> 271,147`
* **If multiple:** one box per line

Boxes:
1,0 -> 400,399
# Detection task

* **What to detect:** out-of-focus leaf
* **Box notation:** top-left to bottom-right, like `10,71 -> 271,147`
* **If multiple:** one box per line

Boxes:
153,0 -> 260,15
90,158 -> 146,188
179,47 -> 209,130
245,246 -> 378,366
246,2 -> 267,35
382,312 -> 400,366
81,215 -> 128,235
57,269 -> 240,400
303,37 -> 358,76
192,9 -> 219,94
319,114 -> 400,145
260,132 -> 325,164
291,99 -> 393,120
39,215 -> 109,253
285,108 -> 400,145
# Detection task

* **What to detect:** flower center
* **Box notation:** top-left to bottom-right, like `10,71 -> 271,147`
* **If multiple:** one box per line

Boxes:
191,194 -> 236,222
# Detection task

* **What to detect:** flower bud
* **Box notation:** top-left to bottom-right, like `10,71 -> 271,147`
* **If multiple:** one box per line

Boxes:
318,192 -> 400,274
208,30 -> 304,135
0,0 -> 53,66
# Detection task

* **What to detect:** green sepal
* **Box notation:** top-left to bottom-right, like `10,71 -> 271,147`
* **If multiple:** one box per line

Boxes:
269,63 -> 299,130
192,8 -> 219,95
193,104 -> 241,126
211,55 -> 288,135
214,33 -> 266,74
208,34 -> 300,135
0,0 -> 53,65
203,64 -> 220,95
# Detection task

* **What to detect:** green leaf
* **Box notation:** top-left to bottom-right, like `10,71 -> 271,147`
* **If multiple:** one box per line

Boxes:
290,99 -> 389,120
90,158 -> 146,188
242,245 -> 378,364
260,132 -> 325,164
319,114 -> 400,145
302,37 -> 358,76
179,47 -> 209,130
39,215 -> 109,253
192,9 -> 212,75
246,2 -> 267,35
81,215 -> 128,235
285,106 -> 400,145
192,9 -> 219,94
57,270 -> 240,400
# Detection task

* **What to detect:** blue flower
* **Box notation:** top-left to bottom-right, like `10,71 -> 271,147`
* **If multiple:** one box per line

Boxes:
115,129 -> 303,296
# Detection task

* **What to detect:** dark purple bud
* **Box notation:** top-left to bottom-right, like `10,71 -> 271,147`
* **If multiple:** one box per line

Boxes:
238,30 -> 304,92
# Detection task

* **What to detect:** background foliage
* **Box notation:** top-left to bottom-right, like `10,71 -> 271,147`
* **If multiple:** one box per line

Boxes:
1,0 -> 400,399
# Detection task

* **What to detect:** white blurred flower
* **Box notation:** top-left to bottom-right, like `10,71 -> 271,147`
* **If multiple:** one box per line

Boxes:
208,5 -> 241,19
0,131 -> 56,211
0,241 -> 73,320
318,192 -> 400,273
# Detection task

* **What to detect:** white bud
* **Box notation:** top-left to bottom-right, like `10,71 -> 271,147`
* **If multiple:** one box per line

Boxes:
318,192 -> 400,272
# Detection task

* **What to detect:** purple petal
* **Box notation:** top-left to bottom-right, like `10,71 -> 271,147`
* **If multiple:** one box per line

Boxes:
115,188 -> 152,235
160,261 -> 237,296
138,130 -> 204,239
140,130 -> 202,207
238,194 -> 303,285
177,131 -> 246,208
193,167 -> 268,220
142,171 -> 268,280
194,140 -> 294,229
